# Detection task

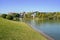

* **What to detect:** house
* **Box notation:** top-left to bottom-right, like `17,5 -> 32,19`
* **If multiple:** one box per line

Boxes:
31,12 -> 36,18
19,12 -> 25,18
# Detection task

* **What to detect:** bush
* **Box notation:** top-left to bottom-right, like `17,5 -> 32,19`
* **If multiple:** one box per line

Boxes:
6,15 -> 13,20
13,13 -> 20,17
13,17 -> 20,21
9,13 -> 20,17
1,14 -> 7,18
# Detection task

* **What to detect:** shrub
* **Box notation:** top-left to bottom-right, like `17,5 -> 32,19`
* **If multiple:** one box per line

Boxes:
6,15 -> 13,20
13,13 -> 20,17
9,13 -> 20,17
1,14 -> 7,18
13,17 -> 19,21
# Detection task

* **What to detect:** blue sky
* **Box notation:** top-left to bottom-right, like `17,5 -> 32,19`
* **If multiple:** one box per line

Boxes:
0,0 -> 60,13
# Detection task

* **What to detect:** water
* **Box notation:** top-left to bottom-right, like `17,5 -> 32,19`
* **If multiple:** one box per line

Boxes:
22,19 -> 60,40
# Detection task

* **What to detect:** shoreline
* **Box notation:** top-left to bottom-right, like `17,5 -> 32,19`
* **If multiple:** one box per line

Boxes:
37,29 -> 54,40
26,23 -> 54,40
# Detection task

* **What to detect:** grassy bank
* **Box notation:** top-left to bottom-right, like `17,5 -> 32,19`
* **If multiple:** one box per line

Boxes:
0,17 -> 47,40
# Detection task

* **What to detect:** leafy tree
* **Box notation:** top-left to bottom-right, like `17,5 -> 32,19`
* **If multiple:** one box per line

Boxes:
35,11 -> 40,17
13,13 -> 20,17
1,14 -> 7,18
6,15 -> 13,20
8,13 -> 20,18
24,12 -> 32,18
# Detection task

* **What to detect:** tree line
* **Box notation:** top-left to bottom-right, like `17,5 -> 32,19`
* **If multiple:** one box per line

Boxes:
0,11 -> 60,21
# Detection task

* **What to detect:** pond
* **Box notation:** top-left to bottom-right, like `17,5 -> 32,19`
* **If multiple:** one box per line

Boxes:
21,19 -> 60,40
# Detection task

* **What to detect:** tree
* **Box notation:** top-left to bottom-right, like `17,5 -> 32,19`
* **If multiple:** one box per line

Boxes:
6,15 -> 13,20
8,13 -> 20,18
1,14 -> 7,18
24,12 -> 32,18
13,13 -> 20,17
35,11 -> 40,17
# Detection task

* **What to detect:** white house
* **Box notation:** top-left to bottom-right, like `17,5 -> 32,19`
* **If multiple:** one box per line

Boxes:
31,12 -> 36,18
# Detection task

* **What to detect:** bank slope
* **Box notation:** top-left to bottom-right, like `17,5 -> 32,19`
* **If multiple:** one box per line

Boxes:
0,18 -> 47,40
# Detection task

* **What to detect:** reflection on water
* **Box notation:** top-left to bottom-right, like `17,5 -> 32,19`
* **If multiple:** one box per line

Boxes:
21,19 -> 60,40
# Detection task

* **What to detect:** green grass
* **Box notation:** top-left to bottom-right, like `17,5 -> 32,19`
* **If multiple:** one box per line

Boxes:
0,17 -> 47,40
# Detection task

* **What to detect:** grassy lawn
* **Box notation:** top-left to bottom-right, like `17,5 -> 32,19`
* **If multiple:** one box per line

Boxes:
0,17 -> 47,40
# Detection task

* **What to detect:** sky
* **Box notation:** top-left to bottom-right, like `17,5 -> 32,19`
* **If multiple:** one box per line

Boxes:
0,0 -> 60,13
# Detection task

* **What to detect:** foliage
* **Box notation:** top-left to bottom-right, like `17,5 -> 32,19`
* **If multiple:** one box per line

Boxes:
24,12 -> 32,18
1,12 -> 60,20
1,14 -> 7,18
13,17 -> 20,21
9,13 -> 20,18
13,13 -> 20,17
6,15 -> 13,20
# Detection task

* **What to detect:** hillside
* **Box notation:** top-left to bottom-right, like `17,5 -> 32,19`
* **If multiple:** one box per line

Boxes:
0,17 -> 47,40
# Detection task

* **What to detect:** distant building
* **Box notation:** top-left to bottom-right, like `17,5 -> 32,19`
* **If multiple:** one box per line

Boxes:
19,12 -> 25,18
31,12 -> 36,18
